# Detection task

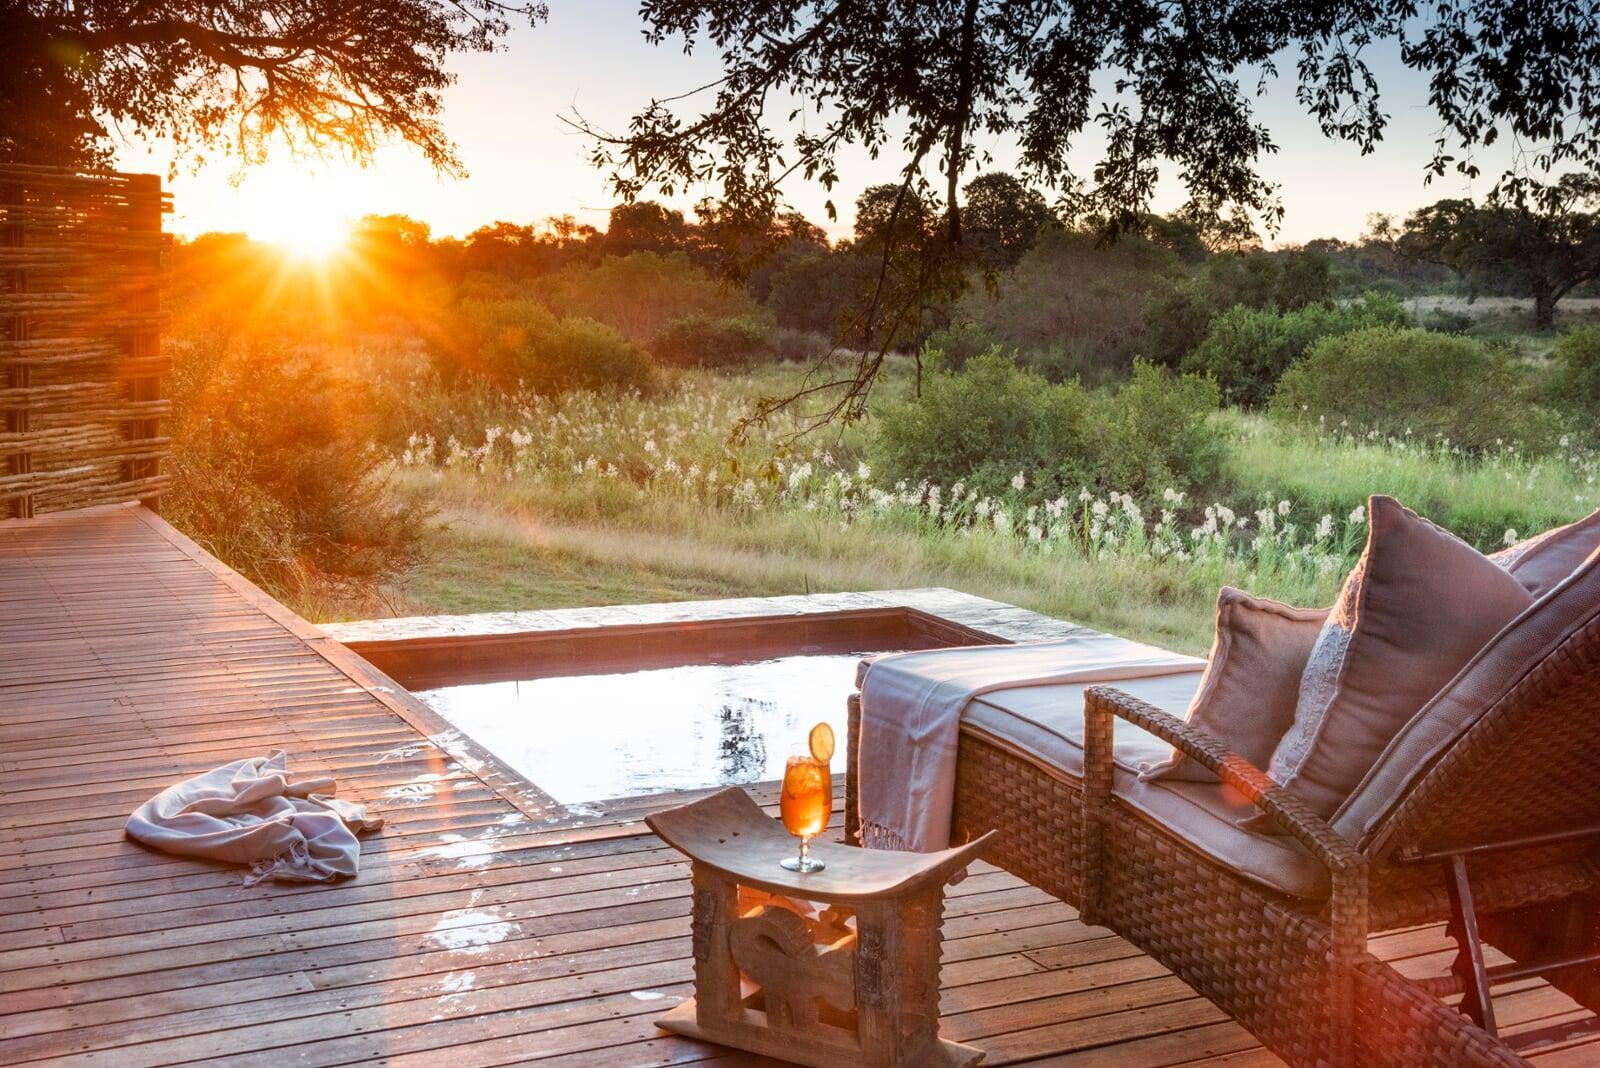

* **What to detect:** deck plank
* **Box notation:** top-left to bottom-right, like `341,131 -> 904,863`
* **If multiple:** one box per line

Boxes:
0,504 -> 1586,1065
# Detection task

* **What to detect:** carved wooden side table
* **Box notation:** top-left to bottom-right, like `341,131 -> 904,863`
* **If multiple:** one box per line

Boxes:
646,787 -> 994,1067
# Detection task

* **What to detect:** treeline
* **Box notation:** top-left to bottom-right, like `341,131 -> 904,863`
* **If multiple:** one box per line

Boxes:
162,173 -> 1464,370
172,169 -> 1600,402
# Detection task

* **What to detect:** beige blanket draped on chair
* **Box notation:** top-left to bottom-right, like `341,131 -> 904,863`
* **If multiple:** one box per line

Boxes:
857,635 -> 1202,852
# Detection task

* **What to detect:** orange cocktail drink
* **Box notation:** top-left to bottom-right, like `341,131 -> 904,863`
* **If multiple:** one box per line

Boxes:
779,723 -> 834,872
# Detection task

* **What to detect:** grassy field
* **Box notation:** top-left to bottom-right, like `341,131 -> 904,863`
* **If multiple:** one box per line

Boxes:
296,358 -> 1599,655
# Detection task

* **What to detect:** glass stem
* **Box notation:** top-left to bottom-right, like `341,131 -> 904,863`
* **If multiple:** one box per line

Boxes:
799,836 -> 810,864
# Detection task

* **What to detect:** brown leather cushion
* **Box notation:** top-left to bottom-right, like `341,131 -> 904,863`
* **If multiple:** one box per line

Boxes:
1143,587 -> 1327,783
1336,544 -> 1600,847
1261,495 -> 1535,822
1493,506 -> 1600,599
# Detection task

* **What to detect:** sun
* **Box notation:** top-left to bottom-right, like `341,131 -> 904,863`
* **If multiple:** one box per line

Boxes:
259,207 -> 350,262
241,170 -> 355,261
278,220 -> 350,260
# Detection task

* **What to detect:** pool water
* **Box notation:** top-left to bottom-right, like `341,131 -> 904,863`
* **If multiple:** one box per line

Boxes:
415,652 -> 878,803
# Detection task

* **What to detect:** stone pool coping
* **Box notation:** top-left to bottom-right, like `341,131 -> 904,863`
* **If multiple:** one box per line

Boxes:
323,586 -> 1088,646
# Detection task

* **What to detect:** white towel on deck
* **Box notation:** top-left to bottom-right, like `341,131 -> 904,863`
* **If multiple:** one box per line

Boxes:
857,635 -> 1203,852
125,750 -> 383,886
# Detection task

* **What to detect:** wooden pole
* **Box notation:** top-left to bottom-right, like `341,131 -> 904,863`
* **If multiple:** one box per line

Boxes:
126,172 -> 163,511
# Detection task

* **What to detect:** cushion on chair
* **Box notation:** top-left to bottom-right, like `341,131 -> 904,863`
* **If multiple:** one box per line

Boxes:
1261,495 -> 1535,823
1334,544 -> 1600,847
965,671 -> 1206,778
1492,506 -> 1600,599
1142,587 -> 1328,783
962,670 -> 1331,899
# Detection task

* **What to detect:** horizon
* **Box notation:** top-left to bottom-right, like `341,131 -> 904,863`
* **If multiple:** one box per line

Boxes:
112,0 -> 1526,251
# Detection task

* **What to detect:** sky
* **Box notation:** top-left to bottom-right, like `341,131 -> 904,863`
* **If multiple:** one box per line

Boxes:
113,2 -> 1519,248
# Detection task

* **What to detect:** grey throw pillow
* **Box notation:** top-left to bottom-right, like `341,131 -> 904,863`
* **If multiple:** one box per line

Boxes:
1257,495 -> 1535,825
1143,587 -> 1327,783
1493,506 -> 1600,599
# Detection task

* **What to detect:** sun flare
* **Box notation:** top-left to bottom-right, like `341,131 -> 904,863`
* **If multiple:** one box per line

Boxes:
261,210 -> 351,262
238,169 -> 355,261
274,220 -> 350,261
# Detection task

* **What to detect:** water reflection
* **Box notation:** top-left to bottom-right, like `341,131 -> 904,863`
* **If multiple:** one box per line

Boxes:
715,696 -> 769,782
416,653 -> 874,804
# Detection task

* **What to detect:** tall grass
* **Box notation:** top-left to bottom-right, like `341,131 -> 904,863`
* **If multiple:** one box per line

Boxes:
360,358 -> 1600,651
1224,414 -> 1599,548
363,358 -> 1599,650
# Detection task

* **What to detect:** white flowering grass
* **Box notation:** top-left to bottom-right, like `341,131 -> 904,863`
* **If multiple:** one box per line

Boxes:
399,385 -> 1366,584
372,366 -> 1599,652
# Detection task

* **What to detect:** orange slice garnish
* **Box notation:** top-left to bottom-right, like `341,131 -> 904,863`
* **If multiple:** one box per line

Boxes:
809,721 -> 836,763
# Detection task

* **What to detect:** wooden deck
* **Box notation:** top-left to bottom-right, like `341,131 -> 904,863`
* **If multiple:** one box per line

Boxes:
1,504 -> 1593,1066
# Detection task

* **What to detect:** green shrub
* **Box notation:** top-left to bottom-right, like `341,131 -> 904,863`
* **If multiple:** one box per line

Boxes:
651,313 -> 776,368
1270,326 -> 1558,453
532,251 -> 756,341
951,227 -> 1184,380
1142,277 -> 1221,369
440,297 -> 553,385
542,317 -> 660,391
923,319 -> 1006,372
1142,249 -> 1345,370
873,353 -> 1226,500
1183,293 -> 1408,408
166,337 -> 427,599
441,298 -> 656,394
872,353 -> 1097,499
1022,340 -> 1126,388
1099,362 -> 1230,493
1549,325 -> 1600,436
760,245 -> 867,336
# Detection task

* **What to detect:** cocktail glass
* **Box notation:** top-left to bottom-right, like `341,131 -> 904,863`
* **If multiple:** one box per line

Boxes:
779,754 -> 830,872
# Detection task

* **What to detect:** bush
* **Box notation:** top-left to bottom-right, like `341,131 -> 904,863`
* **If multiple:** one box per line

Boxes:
922,319 -> 1006,372
651,313 -> 776,368
922,321 -> 1120,385
873,352 -> 1226,501
760,245 -> 867,336
772,327 -> 831,363
542,317 -> 660,390
531,251 -> 755,341
1270,326 -> 1559,453
1099,362 -> 1230,493
952,227 -> 1185,380
1183,292 -> 1409,407
1142,277 -> 1222,369
165,337 -> 427,599
441,298 -> 657,394
1420,307 -> 1475,334
1549,325 -> 1600,436
1142,249 -> 1344,370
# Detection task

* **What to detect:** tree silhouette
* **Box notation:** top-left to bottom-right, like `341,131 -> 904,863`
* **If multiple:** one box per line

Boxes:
604,201 -> 692,255
962,173 -> 1052,269
0,1 -> 547,170
575,0 -> 1600,428
1401,175 -> 1600,331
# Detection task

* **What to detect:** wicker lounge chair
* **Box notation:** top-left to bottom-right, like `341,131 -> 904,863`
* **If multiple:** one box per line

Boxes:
846,577 -> 1600,1066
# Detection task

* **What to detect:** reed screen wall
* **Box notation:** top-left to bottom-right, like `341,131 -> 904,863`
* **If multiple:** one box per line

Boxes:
1,164 -> 170,519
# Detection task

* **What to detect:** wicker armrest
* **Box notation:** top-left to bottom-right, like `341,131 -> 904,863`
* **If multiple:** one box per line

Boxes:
1083,685 -> 1362,874
1080,684 -> 1369,963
